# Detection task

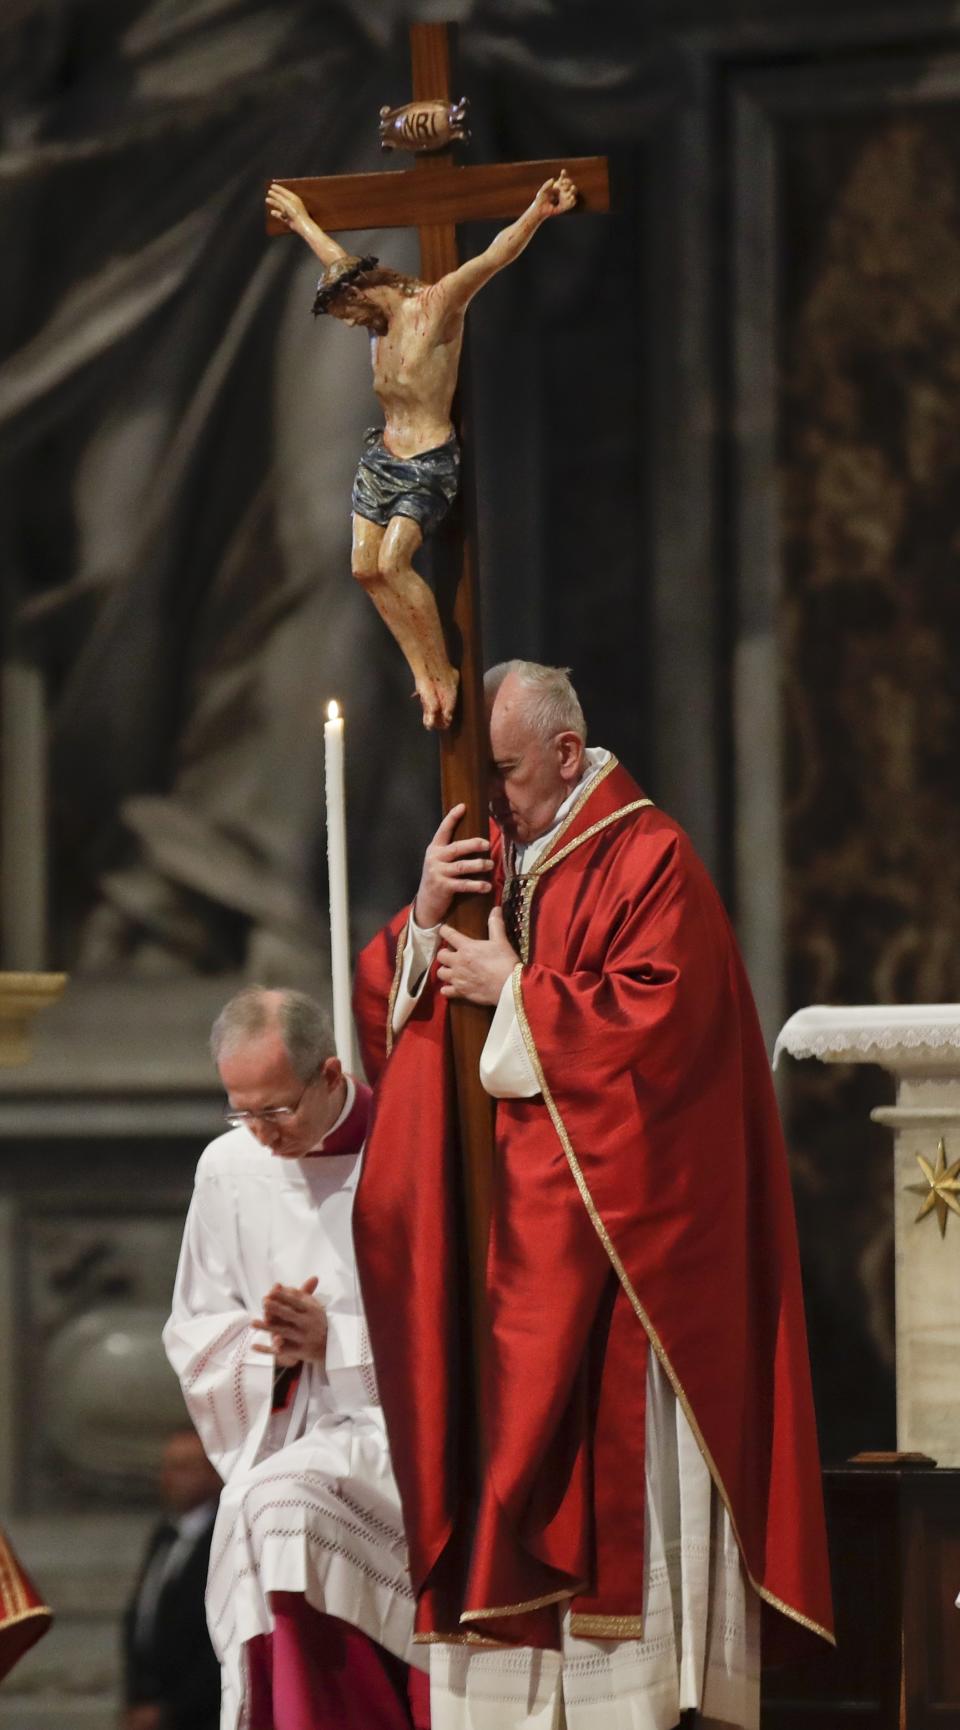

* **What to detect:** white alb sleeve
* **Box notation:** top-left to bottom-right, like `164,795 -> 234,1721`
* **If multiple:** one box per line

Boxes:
391,913 -> 441,1034
162,1171 -> 275,1482
479,969 -> 540,1099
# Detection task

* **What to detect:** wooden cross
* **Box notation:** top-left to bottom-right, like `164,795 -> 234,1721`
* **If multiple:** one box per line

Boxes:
268,21 -> 609,1383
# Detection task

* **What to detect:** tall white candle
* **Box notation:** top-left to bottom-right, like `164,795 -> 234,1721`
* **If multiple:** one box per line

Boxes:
323,700 -> 356,1073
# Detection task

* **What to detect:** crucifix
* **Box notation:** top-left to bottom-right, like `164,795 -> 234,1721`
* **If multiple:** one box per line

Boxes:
266,20 -> 609,1380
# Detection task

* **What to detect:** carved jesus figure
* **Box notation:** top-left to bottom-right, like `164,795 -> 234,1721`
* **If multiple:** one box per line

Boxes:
265,173 -> 577,729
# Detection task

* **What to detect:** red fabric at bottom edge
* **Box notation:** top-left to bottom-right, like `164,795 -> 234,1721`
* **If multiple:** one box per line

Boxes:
245,1594 -> 429,1730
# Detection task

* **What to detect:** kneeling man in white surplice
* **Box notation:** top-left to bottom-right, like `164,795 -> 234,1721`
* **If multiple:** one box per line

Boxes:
163,987 -> 429,1730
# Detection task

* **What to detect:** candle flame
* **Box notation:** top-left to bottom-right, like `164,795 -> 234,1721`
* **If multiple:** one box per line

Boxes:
327,700 -> 340,721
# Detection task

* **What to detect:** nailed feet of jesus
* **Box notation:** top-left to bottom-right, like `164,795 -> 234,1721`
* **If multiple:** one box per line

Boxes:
414,665 -> 460,730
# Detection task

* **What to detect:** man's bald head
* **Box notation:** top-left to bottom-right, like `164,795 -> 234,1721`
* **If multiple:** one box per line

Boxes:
210,987 -> 335,1082
483,661 -> 586,743
210,989 -> 346,1159
484,662 -> 587,845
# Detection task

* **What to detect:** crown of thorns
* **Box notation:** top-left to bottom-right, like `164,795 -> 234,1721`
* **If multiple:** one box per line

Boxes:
311,254 -> 380,316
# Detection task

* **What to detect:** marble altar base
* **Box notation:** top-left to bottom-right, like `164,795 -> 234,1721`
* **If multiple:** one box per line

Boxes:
776,1005 -> 960,1465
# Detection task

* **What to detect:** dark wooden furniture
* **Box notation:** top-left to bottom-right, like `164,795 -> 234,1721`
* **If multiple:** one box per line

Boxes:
762,1461 -> 960,1728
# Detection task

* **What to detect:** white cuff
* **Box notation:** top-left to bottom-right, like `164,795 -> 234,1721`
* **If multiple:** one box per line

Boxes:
391,913 -> 441,1035
479,970 -> 540,1099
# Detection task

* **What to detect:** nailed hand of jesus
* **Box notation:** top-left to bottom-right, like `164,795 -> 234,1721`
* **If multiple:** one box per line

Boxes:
266,181 -> 307,232
437,906 -> 518,1006
252,1275 -> 327,1367
533,170 -> 578,220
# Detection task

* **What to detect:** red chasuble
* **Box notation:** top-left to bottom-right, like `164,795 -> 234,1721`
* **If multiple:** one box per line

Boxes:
353,759 -> 833,1652
0,1527 -> 51,1681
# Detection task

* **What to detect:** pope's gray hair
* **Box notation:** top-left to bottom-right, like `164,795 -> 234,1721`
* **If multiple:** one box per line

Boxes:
210,986 -> 335,1083
483,660 -> 587,743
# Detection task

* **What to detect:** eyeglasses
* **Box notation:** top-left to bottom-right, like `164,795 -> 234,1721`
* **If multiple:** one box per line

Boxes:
224,1076 -> 314,1130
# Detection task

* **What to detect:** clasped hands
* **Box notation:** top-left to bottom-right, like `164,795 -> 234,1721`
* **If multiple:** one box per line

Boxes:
252,1275 -> 327,1367
414,804 -> 518,1007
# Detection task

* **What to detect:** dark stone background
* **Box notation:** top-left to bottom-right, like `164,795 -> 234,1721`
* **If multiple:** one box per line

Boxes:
780,107 -> 960,1455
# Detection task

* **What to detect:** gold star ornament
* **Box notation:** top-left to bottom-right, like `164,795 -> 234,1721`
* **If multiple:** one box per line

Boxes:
906,1139 -> 960,1239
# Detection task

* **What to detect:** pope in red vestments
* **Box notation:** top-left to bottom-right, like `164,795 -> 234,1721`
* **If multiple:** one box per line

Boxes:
353,661 -> 832,1723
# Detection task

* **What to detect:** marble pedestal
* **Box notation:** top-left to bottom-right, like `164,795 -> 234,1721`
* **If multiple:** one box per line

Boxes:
776,1005 -> 960,1466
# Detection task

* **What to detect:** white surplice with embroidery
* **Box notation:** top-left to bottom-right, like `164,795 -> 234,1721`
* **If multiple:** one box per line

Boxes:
394,753 -> 761,1730
163,1081 -> 424,1730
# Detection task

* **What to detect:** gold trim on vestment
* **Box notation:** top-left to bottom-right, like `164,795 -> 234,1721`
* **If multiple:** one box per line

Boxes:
569,1612 -> 645,1638
462,1585 -> 581,1620
384,919 -> 409,1059
540,754 -> 621,860
506,776 -> 653,964
0,1536 -> 27,1619
536,803 -> 654,881
503,757 -> 619,963
521,796 -> 655,964
412,1629 -> 510,1647
511,973 -> 836,1648
0,1604 -> 52,1633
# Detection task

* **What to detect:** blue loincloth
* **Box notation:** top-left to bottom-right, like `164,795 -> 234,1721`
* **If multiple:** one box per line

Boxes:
351,429 -> 460,535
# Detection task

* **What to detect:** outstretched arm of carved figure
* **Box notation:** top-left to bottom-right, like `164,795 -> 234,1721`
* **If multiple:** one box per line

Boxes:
435,171 -> 577,318
266,182 -> 350,267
